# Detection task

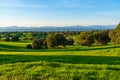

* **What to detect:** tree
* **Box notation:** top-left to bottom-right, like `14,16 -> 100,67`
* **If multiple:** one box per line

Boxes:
76,32 -> 94,46
32,39 -> 44,49
0,36 -> 2,38
93,31 -> 110,46
26,44 -> 32,49
109,23 -> 120,44
66,38 -> 74,46
43,38 -> 48,49
31,32 -> 38,39
4,37 -> 11,41
109,30 -> 117,44
47,33 -> 67,48
12,36 -> 19,41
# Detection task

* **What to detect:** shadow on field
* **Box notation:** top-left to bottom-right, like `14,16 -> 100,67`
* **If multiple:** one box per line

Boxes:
0,54 -> 120,65
0,44 -> 24,52
0,43 -> 120,52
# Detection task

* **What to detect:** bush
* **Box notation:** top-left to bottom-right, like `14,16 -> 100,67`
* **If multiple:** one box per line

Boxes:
109,23 -> 120,44
93,31 -> 110,46
23,38 -> 29,41
47,33 -> 67,48
76,32 -> 94,46
43,38 -> 48,49
30,38 -> 33,40
32,39 -> 44,49
26,44 -> 32,49
12,36 -> 19,41
0,36 -> 2,38
4,37 -> 11,41
67,38 -> 74,46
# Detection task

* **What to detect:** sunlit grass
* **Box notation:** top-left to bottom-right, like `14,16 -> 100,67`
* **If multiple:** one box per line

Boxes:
0,41 -> 120,80
0,62 -> 120,80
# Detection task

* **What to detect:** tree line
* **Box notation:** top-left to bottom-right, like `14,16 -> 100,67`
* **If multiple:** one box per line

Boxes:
27,33 -> 74,49
26,23 -> 120,49
27,30 -> 109,49
0,23 -> 120,49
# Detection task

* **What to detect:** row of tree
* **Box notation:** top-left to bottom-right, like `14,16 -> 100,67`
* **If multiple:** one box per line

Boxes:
27,33 -> 74,49
0,31 -> 80,41
76,30 -> 110,46
27,31 -> 109,49
27,23 -> 120,49
5,36 -> 19,41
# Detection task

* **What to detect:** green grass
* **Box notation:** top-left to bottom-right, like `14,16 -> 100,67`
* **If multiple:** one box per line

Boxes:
0,41 -> 120,80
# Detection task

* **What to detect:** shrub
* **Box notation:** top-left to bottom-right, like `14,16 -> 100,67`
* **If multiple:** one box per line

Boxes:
93,31 -> 110,46
4,37 -> 11,41
26,44 -> 32,49
30,38 -> 33,40
67,38 -> 74,46
0,36 -> 2,38
47,33 -> 67,48
109,23 -> 120,44
12,36 -> 19,41
32,39 -> 44,49
23,38 -> 29,41
43,38 -> 48,49
76,32 -> 94,46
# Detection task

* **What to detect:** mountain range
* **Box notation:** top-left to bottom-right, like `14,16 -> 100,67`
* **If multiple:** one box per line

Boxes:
0,25 -> 115,32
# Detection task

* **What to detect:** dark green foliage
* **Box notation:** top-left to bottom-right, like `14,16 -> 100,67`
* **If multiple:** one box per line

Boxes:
31,32 -> 48,39
32,39 -> 44,49
31,32 -> 38,39
43,38 -> 48,49
66,38 -> 74,46
109,30 -> 117,44
5,33 -> 11,38
109,23 -> 120,44
12,36 -> 20,41
4,37 -> 11,41
93,31 -> 110,46
47,33 -> 67,48
115,23 -> 120,30
76,32 -> 94,46
26,44 -> 32,49
30,38 -> 33,40
76,30 -> 110,46
23,38 -> 29,41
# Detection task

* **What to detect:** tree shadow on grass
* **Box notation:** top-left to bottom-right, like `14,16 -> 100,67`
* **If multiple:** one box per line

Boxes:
0,43 -> 120,52
0,44 -> 25,52
0,54 -> 120,65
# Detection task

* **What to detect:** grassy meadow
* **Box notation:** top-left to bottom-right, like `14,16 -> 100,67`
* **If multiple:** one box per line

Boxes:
0,41 -> 120,80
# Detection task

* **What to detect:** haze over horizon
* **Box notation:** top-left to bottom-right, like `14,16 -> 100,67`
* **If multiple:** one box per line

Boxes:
0,0 -> 120,27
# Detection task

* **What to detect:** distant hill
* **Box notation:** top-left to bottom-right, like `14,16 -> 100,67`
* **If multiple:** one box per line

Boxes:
0,25 -> 115,32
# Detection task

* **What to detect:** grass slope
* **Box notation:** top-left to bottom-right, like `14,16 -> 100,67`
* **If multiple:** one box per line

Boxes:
0,41 -> 120,80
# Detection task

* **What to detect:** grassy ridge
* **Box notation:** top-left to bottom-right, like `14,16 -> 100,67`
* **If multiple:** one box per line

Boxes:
0,41 -> 120,80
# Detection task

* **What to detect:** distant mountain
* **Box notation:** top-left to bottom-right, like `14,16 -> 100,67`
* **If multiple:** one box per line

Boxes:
0,25 -> 115,32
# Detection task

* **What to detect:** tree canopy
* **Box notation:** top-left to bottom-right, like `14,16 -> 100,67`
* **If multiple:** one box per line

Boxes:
76,32 -> 94,46
47,33 -> 67,48
109,23 -> 120,44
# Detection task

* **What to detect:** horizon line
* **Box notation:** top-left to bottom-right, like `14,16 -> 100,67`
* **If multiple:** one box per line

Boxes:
0,24 -> 116,28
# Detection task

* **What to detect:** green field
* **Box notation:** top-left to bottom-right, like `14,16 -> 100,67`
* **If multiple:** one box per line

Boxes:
0,41 -> 120,80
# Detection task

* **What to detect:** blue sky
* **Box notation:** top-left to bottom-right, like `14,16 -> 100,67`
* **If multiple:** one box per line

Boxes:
0,0 -> 120,27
